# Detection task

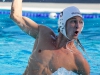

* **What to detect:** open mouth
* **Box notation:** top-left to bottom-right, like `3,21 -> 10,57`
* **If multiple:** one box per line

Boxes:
74,31 -> 79,35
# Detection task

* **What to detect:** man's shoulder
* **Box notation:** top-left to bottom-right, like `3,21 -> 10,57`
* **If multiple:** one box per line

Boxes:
38,25 -> 51,30
38,25 -> 56,35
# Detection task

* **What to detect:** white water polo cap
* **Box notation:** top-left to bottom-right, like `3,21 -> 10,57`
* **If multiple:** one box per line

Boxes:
58,6 -> 83,39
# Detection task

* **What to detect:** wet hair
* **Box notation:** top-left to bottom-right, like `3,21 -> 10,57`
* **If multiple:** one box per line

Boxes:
76,38 -> 90,58
76,39 -> 85,52
58,27 -> 60,32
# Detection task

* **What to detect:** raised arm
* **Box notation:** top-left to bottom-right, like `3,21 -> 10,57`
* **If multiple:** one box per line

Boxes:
10,0 -> 39,38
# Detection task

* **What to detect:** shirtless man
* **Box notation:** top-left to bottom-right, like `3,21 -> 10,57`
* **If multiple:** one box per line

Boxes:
10,0 -> 90,75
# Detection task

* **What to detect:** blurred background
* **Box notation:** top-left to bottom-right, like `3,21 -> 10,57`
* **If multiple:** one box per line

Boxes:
0,0 -> 100,3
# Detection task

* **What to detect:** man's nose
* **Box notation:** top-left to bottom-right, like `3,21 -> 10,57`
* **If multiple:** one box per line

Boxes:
75,22 -> 80,29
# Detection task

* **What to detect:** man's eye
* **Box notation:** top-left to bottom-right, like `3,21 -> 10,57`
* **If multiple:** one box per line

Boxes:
79,21 -> 83,24
70,20 -> 77,23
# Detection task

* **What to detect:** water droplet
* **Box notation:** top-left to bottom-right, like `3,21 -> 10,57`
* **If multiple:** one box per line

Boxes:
29,31 -> 30,35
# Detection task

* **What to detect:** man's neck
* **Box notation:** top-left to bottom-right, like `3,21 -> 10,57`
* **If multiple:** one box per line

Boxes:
56,33 -> 74,49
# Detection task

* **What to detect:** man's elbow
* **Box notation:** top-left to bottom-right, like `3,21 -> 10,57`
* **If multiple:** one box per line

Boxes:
10,13 -> 22,24
10,13 -> 14,20
10,8 -> 15,19
10,12 -> 17,20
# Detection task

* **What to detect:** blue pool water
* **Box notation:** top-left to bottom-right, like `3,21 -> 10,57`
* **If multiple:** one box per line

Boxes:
0,10 -> 100,75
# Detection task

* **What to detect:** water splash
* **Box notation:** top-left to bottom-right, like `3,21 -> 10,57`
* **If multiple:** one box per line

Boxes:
52,68 -> 77,75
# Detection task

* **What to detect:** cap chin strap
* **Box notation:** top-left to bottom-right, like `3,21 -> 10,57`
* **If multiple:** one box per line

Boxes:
60,24 -> 70,40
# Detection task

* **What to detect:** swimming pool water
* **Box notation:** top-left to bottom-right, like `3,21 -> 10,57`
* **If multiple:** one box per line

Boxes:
0,11 -> 100,75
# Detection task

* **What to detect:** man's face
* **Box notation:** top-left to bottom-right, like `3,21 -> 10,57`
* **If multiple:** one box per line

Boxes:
65,16 -> 84,40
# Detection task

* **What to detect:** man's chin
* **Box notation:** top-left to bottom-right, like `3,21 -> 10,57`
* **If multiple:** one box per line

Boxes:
73,36 -> 78,40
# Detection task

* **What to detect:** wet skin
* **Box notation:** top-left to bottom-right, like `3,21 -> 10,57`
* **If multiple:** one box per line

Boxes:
23,25 -> 89,75
10,0 -> 90,75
